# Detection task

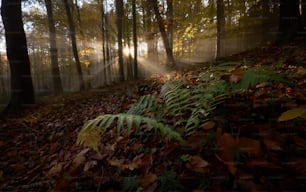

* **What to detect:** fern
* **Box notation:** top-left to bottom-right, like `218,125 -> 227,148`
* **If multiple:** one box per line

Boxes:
164,88 -> 193,116
239,66 -> 284,90
199,62 -> 239,82
77,114 -> 185,152
158,170 -> 184,192
160,80 -> 184,97
127,94 -> 161,115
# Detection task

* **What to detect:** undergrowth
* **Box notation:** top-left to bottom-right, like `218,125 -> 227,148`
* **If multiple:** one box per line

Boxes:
77,62 -> 286,151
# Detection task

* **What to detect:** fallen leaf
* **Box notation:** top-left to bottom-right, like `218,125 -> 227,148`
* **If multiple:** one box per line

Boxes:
71,148 -> 90,169
84,160 -> 97,171
216,133 -> 238,175
278,107 -> 306,121
108,158 -> 124,168
246,159 -> 281,169
140,173 -> 157,188
0,170 -> 4,182
263,139 -> 282,151
293,136 -> 306,148
54,178 -> 72,192
186,155 -> 209,173
216,133 -> 237,162
237,137 -> 261,156
201,121 -> 216,130
48,163 -> 64,178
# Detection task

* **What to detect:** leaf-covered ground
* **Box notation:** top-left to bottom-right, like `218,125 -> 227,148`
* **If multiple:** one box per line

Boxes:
0,39 -> 306,192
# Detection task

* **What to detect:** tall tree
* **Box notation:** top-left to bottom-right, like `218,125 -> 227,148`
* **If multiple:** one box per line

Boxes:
100,0 -> 108,84
1,0 -> 35,112
302,0 -> 306,29
277,0 -> 300,44
45,0 -> 63,95
150,0 -> 175,67
63,0 -> 85,90
166,0 -> 173,51
116,0 -> 125,81
262,0 -> 269,40
132,0 -> 138,79
216,0 -> 224,58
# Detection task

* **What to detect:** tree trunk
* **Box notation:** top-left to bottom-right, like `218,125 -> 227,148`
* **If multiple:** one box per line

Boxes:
301,0 -> 306,30
105,10 -> 112,83
143,1 -> 158,69
151,0 -> 175,68
116,0 -> 125,81
277,0 -> 300,44
1,0 -> 35,112
216,0 -> 224,58
45,0 -> 63,95
100,0 -> 108,85
261,0 -> 270,43
63,0 -> 85,90
166,0 -> 173,51
132,0 -> 138,79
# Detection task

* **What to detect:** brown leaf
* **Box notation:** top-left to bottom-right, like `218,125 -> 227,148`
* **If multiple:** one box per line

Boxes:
293,136 -> 306,148
201,121 -> 216,130
245,159 -> 281,169
186,155 -> 209,173
0,170 -> 4,182
216,133 -> 238,175
216,133 -> 237,162
263,139 -> 282,151
48,163 -> 64,178
84,160 -> 97,171
237,137 -> 261,156
140,173 -> 157,188
108,158 -> 124,168
229,67 -> 244,83
286,158 -> 306,176
54,178 -> 72,192
71,148 -> 90,169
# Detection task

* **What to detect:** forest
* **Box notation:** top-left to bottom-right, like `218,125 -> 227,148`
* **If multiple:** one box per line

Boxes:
0,0 -> 306,191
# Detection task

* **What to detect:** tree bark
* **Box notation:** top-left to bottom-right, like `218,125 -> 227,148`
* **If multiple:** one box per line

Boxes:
277,0 -> 300,44
45,0 -> 63,95
63,0 -> 85,90
100,0 -> 108,85
151,0 -> 175,68
116,0 -> 125,81
166,0 -> 173,51
1,0 -> 35,112
261,0 -> 270,43
132,0 -> 138,79
301,0 -> 306,30
216,0 -> 224,58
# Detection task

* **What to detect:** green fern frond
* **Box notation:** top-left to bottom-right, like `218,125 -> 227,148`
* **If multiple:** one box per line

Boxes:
239,66 -> 284,90
164,88 -> 192,115
77,114 -> 185,151
127,94 -> 161,115
199,62 -> 239,82
160,80 -> 184,97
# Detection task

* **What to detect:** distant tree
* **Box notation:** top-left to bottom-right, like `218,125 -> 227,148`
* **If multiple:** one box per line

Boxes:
45,0 -> 63,95
277,0 -> 300,44
100,0 -> 108,84
150,0 -> 175,67
301,0 -> 306,30
1,0 -> 35,112
216,0 -> 224,58
63,0 -> 85,90
116,0 -> 125,81
132,0 -> 138,79
166,0 -> 173,51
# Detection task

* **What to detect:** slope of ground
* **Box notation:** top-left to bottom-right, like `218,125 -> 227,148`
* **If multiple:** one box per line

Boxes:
0,40 -> 306,191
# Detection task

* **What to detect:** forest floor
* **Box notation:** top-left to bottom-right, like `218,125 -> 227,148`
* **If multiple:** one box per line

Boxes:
0,38 -> 306,192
